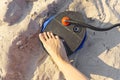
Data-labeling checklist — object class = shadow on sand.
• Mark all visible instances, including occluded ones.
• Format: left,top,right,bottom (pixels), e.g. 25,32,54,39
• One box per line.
70,16,120,80
3,0,73,80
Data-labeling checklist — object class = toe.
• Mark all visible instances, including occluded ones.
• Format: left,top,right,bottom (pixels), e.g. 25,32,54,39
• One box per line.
43,32,49,40
39,33,46,43
55,35,59,39
47,32,52,38
50,32,55,38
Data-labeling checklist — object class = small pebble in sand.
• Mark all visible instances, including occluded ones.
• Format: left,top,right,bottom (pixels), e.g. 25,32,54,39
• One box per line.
34,12,37,15
5,2,7,4
16,40,22,46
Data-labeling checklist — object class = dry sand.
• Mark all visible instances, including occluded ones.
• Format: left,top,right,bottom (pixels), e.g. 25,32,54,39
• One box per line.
0,0,120,80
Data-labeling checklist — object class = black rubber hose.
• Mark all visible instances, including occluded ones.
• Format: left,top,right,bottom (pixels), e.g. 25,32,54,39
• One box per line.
66,20,120,31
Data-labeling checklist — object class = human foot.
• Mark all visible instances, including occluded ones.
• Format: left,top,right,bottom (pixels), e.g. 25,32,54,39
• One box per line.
39,32,69,62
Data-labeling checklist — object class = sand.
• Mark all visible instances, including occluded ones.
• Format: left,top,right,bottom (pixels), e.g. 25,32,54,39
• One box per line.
0,0,120,80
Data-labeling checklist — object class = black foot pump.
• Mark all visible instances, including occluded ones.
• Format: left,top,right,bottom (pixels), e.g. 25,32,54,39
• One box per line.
41,11,120,56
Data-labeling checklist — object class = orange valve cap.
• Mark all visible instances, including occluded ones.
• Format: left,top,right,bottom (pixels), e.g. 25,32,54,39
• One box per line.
61,16,70,26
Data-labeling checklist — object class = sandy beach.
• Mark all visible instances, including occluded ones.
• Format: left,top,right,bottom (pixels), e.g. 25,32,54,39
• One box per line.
0,0,120,80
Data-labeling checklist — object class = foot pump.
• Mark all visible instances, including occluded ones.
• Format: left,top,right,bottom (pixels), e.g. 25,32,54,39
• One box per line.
41,11,120,56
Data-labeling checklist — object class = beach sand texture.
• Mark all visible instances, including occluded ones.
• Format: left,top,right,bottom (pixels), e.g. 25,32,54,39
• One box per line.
0,0,120,80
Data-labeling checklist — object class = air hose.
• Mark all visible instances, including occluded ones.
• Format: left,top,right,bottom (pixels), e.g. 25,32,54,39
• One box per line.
62,16,120,31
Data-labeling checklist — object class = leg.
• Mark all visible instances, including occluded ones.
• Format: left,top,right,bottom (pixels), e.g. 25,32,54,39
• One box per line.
39,32,88,80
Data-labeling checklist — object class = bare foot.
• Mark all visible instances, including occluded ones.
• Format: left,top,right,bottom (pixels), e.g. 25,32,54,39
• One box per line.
39,32,69,62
